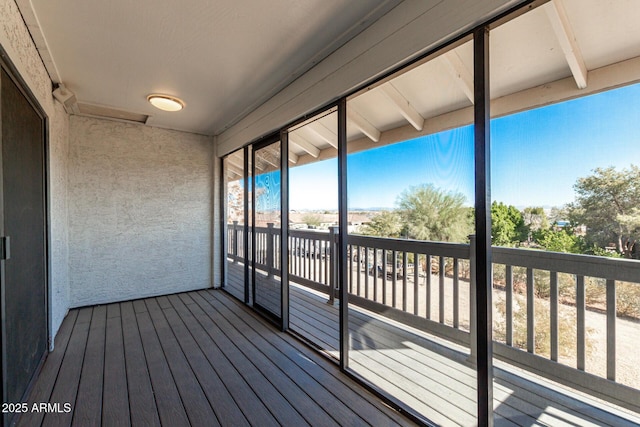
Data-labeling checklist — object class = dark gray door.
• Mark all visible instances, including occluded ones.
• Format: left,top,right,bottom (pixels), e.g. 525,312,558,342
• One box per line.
0,68,48,425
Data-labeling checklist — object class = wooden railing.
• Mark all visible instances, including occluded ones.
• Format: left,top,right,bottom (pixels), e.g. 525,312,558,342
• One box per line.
225,222,640,412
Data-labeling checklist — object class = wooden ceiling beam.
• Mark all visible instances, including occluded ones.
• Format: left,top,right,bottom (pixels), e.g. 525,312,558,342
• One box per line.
545,0,588,89
306,122,338,148
380,82,425,131
347,107,381,142
441,50,474,103
289,134,320,158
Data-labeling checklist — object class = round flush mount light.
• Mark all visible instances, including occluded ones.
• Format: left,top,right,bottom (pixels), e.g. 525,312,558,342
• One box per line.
147,94,185,112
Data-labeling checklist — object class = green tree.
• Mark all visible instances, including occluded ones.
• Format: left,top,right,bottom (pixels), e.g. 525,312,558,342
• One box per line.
523,206,548,233
491,201,528,246
360,210,402,238
536,228,581,253
301,213,322,228
568,165,640,258
396,184,472,242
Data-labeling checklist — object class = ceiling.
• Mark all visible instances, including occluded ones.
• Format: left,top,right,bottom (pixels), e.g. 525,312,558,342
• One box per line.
17,0,401,135
18,0,640,155
222,0,640,178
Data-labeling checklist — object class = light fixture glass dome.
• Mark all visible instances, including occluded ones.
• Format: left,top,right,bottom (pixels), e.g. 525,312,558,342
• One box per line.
147,94,185,112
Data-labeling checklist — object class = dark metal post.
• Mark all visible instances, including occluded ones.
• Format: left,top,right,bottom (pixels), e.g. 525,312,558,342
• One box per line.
280,131,290,332
474,26,493,427
243,146,250,304
338,98,349,370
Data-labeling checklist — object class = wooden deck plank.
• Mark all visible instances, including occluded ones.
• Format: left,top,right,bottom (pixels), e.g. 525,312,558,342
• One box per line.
197,291,348,427
169,293,279,427
101,303,130,427
42,307,93,427
184,292,311,426
18,309,79,427
162,295,250,427
287,283,631,426
23,284,634,427
144,298,220,427
209,290,416,427
120,301,160,427
72,305,107,427
134,307,191,426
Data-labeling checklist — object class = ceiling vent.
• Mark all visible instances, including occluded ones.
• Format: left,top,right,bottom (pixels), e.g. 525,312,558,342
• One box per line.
77,103,149,124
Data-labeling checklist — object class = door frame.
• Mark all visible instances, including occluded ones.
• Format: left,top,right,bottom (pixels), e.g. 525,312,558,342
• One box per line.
0,46,50,422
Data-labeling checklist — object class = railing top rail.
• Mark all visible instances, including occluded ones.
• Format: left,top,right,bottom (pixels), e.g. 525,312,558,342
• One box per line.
348,234,471,259
493,246,640,283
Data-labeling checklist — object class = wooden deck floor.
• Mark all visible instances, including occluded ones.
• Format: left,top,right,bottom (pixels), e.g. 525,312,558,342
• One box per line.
18,290,415,427
225,262,640,426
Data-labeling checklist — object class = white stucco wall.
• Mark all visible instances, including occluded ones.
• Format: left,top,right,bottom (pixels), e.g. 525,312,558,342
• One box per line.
1,0,70,346
68,116,213,307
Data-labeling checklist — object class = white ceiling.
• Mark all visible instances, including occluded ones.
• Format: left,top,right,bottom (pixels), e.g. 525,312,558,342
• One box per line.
19,0,400,135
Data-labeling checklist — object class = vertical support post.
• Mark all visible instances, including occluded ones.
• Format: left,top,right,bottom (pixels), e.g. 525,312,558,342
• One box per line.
328,226,339,304
280,130,290,332
338,98,349,371
474,26,493,427
550,271,559,362
454,259,459,328
244,146,251,304
505,265,513,346
576,275,585,371
606,279,616,381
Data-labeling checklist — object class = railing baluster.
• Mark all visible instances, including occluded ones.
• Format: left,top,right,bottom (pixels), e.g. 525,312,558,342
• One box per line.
392,250,398,308
607,279,616,381
356,245,362,296
506,264,513,346
439,256,445,324
373,248,378,302
426,255,431,319
233,221,239,262
382,250,387,306
413,252,419,316
453,258,459,329
349,244,353,293
365,247,370,300
527,267,534,353
577,275,585,371
402,251,408,312
313,239,318,282
550,271,558,362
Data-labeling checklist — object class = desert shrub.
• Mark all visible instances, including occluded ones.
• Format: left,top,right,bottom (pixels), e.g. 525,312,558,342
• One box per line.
494,294,594,358
617,281,640,318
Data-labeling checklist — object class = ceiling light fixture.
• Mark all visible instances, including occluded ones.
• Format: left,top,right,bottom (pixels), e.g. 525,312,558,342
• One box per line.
147,94,185,112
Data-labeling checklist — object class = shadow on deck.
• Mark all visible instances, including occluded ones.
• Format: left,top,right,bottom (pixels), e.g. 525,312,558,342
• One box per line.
225,262,640,426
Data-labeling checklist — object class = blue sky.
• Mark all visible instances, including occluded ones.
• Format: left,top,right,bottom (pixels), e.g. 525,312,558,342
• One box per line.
288,82,640,211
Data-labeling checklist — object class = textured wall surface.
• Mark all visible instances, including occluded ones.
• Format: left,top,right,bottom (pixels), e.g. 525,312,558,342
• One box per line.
68,116,213,307
49,103,70,337
1,0,70,345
